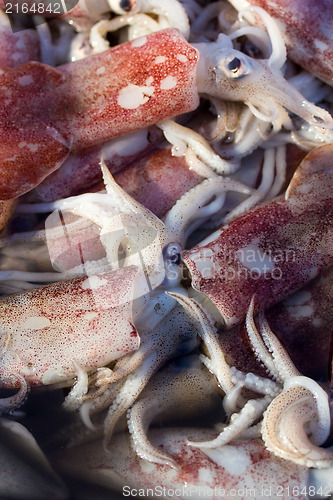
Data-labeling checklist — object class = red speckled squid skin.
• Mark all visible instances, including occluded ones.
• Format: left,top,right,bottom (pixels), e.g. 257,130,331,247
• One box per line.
0,266,140,388
51,428,309,499
114,145,204,218
217,266,333,381
265,265,333,381
33,127,163,202
0,28,199,200
230,0,333,85
0,22,40,68
183,144,333,328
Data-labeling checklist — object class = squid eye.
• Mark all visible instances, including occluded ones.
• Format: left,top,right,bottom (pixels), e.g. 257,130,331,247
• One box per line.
119,0,137,12
110,0,139,14
228,57,241,74
163,242,182,267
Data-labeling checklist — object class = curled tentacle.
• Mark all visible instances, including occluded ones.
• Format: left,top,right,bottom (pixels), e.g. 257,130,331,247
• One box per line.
238,6,287,70
245,296,281,380
90,14,161,53
258,308,300,381
188,396,272,449
157,120,239,174
102,351,160,450
127,353,221,468
127,397,178,467
253,305,333,468
0,374,29,414
139,0,190,39
202,99,240,143
262,385,333,468
191,1,224,32
79,306,198,447
63,360,89,411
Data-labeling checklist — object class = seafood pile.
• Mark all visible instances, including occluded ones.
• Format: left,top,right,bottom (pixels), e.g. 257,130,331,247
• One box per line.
0,0,333,498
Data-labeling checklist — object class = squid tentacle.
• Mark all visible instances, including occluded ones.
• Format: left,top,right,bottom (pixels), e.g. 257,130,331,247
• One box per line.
63,360,89,411
166,292,234,395
158,120,239,174
238,6,286,70
127,397,178,468
188,395,272,449
0,373,30,414
102,351,160,451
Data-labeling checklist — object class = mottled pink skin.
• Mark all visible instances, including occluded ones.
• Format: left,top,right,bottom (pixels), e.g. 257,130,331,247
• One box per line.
114,145,204,218
34,127,163,202
0,199,17,231
57,29,199,149
217,323,269,379
0,25,40,68
51,428,309,498
0,64,71,201
45,213,106,272
183,145,333,328
39,145,203,272
0,29,199,200
0,266,140,388
38,142,204,215
265,266,333,381
238,0,333,85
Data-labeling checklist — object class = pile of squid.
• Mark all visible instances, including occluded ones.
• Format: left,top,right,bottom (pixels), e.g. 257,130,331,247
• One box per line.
1,0,333,498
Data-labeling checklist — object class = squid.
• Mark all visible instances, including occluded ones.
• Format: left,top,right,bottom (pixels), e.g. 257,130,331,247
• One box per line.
169,294,333,469
51,427,314,499
49,353,331,498
33,127,162,202
183,144,333,328
229,0,333,85
0,265,141,412
1,23,332,200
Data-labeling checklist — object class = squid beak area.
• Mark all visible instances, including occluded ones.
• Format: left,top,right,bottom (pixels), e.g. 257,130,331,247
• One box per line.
256,61,333,129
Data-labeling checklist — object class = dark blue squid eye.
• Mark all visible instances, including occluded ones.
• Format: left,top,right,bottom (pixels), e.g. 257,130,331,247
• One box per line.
163,242,182,267
119,0,137,12
228,57,242,73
